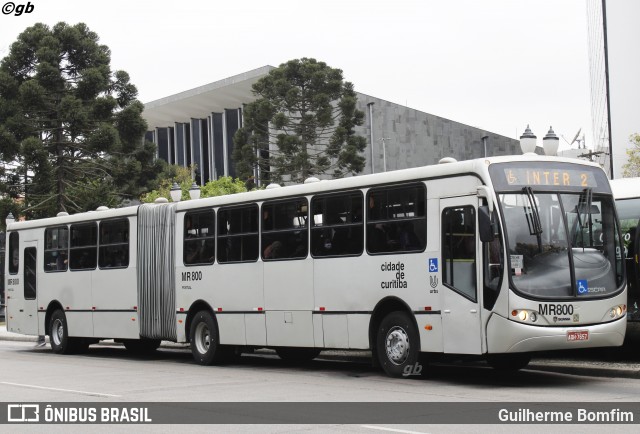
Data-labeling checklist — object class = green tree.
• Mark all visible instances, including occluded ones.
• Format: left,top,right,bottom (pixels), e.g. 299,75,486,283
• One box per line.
623,133,640,178
200,176,247,198
140,166,194,203
0,22,158,218
233,58,367,184
141,167,248,203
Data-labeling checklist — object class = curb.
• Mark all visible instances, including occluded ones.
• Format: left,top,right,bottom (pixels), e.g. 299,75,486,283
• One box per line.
528,360,640,379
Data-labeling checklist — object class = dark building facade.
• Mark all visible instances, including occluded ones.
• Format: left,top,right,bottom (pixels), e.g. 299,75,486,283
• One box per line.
143,66,520,185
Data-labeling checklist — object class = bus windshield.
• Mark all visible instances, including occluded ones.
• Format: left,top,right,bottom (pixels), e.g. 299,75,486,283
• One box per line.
499,191,623,299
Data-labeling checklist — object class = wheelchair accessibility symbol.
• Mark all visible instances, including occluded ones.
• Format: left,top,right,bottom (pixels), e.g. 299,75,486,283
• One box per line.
429,258,438,273
577,280,588,295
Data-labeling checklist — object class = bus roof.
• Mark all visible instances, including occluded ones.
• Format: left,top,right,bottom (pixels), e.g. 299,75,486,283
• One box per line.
610,177,640,200
6,154,604,231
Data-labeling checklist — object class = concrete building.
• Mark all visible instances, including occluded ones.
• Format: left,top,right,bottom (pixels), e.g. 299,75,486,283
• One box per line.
142,66,520,185
586,0,640,178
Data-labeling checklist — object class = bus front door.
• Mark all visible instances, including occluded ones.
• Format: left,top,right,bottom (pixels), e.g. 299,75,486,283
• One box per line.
440,196,483,354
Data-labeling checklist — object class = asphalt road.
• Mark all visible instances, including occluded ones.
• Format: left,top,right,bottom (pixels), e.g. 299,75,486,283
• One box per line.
0,338,639,433
1,321,639,433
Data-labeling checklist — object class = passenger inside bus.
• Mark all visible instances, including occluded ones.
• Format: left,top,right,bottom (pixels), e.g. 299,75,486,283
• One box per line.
263,240,282,259
56,251,67,270
367,195,388,252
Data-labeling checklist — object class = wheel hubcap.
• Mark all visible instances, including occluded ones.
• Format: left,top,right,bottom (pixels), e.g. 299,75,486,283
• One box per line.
195,322,211,355
52,319,63,346
385,326,410,365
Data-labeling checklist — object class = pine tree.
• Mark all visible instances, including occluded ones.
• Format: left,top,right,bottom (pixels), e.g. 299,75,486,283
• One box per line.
233,58,367,184
0,22,161,218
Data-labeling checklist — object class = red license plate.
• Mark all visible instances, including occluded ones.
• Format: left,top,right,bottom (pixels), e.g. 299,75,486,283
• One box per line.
567,330,589,342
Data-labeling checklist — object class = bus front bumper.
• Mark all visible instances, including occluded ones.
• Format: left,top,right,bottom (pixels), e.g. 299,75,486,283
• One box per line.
486,313,626,353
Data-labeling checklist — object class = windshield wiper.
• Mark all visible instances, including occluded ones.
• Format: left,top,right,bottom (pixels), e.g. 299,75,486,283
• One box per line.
523,187,543,253
576,188,593,248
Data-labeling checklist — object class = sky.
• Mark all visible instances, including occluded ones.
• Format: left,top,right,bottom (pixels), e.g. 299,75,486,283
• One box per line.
0,0,594,152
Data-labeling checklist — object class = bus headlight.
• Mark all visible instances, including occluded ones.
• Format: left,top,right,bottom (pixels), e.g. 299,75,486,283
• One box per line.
512,309,538,323
609,305,626,319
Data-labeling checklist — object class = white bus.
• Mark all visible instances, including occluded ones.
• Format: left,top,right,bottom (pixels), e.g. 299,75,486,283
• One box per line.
4,155,627,376
610,178,640,321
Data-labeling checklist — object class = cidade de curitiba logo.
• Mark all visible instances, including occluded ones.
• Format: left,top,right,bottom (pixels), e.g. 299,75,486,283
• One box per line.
2,1,34,15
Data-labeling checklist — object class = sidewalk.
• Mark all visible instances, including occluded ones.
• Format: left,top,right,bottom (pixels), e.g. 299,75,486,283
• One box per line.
2,323,640,379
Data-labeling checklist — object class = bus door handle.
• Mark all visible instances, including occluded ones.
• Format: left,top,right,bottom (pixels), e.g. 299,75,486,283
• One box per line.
444,309,451,314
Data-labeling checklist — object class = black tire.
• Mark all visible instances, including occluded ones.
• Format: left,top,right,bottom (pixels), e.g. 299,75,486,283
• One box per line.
123,338,161,354
275,347,321,362
486,353,531,371
189,310,234,365
376,311,420,378
49,310,80,354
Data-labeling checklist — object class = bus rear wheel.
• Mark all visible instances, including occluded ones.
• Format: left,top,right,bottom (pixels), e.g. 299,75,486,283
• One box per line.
376,311,420,378
275,347,321,362
486,353,531,371
49,310,82,355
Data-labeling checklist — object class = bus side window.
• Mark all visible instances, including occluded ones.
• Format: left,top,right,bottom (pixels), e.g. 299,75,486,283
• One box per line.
8,232,19,275
217,205,259,263
311,191,363,258
184,210,215,266
262,198,308,261
70,223,97,271
366,184,426,254
99,219,130,269
44,227,68,272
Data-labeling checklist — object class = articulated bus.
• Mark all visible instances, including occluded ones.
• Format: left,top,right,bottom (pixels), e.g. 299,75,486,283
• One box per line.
611,178,640,321
4,155,627,377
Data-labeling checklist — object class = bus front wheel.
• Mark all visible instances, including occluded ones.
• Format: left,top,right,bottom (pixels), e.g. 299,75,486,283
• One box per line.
376,311,420,378
190,311,230,365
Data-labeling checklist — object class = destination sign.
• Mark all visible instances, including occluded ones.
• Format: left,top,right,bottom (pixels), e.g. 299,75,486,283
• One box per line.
488,162,609,192
503,168,598,188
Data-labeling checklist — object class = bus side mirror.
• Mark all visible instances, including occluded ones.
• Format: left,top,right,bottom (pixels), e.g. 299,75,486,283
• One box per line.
479,206,495,243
